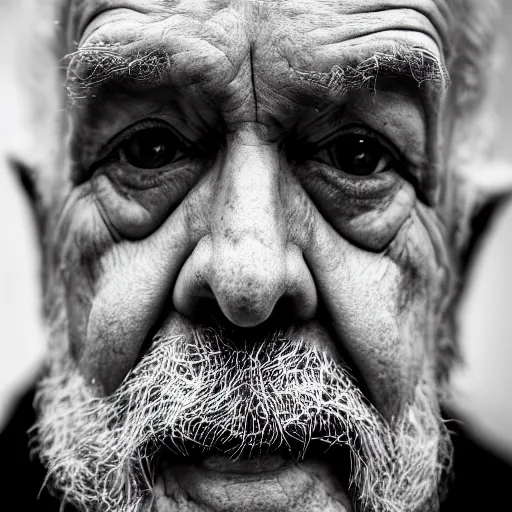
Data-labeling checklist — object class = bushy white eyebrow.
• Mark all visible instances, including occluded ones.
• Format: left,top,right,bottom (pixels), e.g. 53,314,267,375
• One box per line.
64,44,171,104
296,44,450,96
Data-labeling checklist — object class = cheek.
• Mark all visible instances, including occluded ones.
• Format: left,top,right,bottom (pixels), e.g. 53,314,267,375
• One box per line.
305,203,444,418
52,183,198,393
51,188,116,366
388,204,452,377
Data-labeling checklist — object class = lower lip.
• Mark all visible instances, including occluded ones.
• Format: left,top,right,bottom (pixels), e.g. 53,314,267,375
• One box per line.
156,455,353,512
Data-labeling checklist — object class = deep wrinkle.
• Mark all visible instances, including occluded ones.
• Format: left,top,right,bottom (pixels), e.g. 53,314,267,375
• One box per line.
249,43,258,124
339,2,452,53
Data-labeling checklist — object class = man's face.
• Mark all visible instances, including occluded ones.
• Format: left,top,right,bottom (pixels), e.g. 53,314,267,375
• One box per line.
35,1,463,511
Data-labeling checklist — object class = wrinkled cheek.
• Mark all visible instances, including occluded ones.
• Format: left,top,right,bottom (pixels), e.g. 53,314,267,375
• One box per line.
305,207,442,420
52,187,196,394
390,207,450,376
384,210,448,407
84,213,194,394
49,190,116,366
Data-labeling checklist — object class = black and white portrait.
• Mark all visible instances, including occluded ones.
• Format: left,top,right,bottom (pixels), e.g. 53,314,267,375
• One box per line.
1,1,512,511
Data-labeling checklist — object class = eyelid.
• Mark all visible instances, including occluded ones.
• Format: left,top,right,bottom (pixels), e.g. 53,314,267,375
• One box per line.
316,124,403,164
93,119,188,169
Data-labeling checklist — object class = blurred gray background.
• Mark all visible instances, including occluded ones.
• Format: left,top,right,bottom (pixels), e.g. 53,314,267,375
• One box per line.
0,1,511,462
450,1,512,462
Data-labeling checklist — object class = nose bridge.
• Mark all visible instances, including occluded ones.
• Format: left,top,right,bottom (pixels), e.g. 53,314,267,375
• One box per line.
209,130,287,326
173,126,318,328
214,131,282,248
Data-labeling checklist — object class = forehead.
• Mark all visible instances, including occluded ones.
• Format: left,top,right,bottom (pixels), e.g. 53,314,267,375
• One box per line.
66,0,453,60
63,0,453,130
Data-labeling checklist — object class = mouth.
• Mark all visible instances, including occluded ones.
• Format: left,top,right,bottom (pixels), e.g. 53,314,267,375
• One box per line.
153,440,354,512
127,308,366,512
151,440,354,512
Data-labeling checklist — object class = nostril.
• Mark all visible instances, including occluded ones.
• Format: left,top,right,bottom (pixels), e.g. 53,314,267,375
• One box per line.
194,298,298,346
194,297,221,326
173,236,317,330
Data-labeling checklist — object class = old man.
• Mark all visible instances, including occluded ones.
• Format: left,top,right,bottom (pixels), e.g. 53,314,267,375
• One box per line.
2,0,512,511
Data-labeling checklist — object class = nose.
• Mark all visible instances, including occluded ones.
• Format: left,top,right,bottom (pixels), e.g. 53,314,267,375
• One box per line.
173,128,317,328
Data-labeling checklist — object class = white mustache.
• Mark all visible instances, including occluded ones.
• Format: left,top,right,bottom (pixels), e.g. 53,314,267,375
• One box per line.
117,329,380,459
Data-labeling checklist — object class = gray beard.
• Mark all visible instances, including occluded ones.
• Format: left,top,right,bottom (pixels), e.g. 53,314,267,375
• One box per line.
32,327,453,512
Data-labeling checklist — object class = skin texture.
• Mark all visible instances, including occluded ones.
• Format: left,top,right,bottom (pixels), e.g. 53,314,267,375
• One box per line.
60,0,449,405
33,0,497,511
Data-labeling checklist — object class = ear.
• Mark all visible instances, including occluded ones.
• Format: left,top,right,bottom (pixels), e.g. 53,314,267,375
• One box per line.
434,162,512,387
455,162,512,283
8,157,46,251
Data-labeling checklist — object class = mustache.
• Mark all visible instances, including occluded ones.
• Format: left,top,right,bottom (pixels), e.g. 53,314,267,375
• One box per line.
33,327,452,512
121,328,377,459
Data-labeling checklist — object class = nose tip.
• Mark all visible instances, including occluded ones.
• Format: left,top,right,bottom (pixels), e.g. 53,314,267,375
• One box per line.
210,248,286,328
216,289,278,328
173,238,317,330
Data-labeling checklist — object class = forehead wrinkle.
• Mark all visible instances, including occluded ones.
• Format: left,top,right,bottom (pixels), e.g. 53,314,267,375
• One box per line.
66,0,454,51
274,0,452,56
63,1,450,128
361,0,454,56
66,0,174,47
300,11,445,64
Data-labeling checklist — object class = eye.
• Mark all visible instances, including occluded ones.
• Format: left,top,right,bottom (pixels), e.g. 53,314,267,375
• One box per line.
118,127,183,169
315,132,398,177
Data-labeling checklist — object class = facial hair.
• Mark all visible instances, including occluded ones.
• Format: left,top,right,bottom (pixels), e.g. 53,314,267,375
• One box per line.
32,327,453,512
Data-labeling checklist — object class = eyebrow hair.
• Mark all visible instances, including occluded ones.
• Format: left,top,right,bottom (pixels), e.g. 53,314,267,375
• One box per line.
64,44,172,104
64,42,450,105
296,44,450,95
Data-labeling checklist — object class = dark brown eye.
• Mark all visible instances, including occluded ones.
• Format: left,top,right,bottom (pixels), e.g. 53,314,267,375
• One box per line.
321,134,395,176
120,128,182,169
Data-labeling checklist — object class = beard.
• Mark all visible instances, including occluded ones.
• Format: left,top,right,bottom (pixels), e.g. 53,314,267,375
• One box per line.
32,326,453,512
